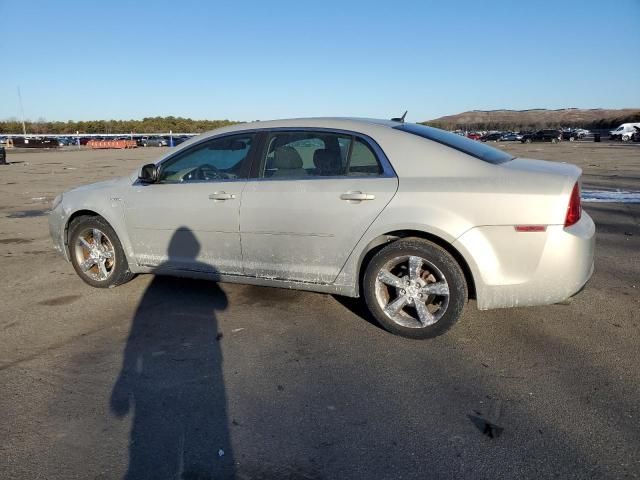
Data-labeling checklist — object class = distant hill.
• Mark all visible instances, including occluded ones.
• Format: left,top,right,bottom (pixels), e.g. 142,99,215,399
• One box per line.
423,108,640,131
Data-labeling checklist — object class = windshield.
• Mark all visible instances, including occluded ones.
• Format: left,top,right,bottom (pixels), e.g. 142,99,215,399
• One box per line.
394,123,514,165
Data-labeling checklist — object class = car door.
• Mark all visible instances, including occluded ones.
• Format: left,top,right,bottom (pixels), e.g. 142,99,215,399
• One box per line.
123,132,257,274
240,129,398,284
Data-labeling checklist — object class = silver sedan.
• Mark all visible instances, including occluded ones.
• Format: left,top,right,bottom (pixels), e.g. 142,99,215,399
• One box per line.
49,118,595,338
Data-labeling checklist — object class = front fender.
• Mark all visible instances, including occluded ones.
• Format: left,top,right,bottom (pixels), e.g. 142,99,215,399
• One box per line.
57,194,137,270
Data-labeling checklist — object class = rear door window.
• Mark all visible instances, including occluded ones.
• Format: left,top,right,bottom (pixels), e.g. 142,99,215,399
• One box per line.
347,138,382,176
260,131,383,178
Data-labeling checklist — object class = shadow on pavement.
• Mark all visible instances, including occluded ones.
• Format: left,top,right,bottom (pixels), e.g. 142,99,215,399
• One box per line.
110,228,234,479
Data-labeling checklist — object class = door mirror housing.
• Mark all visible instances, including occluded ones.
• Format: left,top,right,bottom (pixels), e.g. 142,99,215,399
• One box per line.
139,163,158,183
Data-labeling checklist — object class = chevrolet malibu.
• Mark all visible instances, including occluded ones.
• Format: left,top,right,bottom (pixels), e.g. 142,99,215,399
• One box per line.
49,118,595,338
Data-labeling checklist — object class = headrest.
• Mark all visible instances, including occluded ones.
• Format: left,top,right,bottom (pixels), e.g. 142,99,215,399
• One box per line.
313,149,342,174
273,146,303,169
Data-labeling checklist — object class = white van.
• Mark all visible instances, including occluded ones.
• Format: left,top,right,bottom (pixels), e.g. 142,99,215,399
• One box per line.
610,122,640,141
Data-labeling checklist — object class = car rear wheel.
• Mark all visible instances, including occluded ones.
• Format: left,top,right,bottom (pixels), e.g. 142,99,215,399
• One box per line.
363,238,467,339
69,216,134,288
525,138,532,144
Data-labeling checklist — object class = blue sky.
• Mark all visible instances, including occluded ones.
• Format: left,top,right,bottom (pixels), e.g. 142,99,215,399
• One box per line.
1,0,638,122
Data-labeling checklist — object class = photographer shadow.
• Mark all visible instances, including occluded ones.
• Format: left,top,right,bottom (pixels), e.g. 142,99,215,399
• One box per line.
110,228,234,479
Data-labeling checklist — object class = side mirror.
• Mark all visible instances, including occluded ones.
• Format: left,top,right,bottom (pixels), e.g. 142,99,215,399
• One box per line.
139,163,158,183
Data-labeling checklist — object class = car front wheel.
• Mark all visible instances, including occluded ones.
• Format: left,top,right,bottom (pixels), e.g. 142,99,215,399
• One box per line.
363,238,467,339
68,216,134,288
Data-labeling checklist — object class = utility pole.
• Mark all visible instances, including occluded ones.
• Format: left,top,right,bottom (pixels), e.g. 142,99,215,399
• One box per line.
17,86,27,136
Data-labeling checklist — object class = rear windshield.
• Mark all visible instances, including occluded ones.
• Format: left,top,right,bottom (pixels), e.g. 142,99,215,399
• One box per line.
394,124,514,165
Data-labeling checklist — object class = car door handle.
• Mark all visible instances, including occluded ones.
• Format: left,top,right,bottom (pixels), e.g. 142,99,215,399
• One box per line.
208,192,236,201
340,191,375,201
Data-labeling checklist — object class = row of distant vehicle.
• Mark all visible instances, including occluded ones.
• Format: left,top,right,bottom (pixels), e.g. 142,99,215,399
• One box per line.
458,128,591,144
72,135,192,147
457,122,640,144
0,134,194,148
3,123,639,149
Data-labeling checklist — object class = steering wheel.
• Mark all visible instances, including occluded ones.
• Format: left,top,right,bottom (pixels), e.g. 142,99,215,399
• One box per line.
191,164,221,181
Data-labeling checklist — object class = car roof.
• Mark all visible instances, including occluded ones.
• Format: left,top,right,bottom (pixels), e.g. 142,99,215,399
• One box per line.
196,117,404,139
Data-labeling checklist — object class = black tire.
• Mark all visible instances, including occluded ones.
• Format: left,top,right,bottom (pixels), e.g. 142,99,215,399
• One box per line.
68,215,134,288
362,238,467,339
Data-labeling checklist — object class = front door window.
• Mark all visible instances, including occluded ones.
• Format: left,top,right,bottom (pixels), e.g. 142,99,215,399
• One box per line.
159,134,256,183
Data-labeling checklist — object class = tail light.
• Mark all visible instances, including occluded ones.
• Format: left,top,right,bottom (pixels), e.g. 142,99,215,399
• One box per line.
564,182,582,227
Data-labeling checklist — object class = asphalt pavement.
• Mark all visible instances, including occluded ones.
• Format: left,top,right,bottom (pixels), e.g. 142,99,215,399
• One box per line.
0,143,638,479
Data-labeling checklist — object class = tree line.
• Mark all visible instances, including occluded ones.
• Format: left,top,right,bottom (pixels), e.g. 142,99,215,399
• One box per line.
421,112,640,132
0,116,238,135
3,112,639,135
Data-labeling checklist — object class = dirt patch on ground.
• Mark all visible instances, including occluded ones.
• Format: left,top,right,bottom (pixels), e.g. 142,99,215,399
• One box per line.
37,295,82,306
0,238,32,244
6,209,49,218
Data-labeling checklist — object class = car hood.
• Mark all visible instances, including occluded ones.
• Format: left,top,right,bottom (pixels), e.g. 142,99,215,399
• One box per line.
66,176,131,195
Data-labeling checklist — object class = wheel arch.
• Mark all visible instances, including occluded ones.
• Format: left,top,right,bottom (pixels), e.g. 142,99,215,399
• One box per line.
65,209,104,245
63,209,133,265
356,229,476,300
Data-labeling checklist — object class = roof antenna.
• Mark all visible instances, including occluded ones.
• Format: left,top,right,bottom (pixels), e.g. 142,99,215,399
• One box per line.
391,110,407,123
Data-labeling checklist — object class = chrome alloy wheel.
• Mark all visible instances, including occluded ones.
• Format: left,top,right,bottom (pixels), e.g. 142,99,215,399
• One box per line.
73,228,116,282
374,255,450,328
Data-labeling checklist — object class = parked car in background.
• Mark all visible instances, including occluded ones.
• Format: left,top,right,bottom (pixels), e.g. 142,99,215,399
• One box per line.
48,118,594,339
632,126,640,142
12,137,60,148
561,130,579,142
498,133,522,142
521,129,562,143
163,135,188,146
480,132,502,142
466,132,482,140
609,122,640,141
143,136,168,147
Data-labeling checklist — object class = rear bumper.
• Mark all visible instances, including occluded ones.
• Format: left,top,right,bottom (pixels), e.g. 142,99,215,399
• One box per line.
454,212,595,310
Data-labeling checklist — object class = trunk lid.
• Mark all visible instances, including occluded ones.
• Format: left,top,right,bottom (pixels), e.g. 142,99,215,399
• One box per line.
496,157,582,226
501,157,582,180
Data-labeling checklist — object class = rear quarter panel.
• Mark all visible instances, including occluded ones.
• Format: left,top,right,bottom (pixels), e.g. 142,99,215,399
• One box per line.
334,129,584,302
